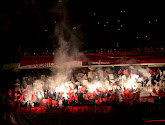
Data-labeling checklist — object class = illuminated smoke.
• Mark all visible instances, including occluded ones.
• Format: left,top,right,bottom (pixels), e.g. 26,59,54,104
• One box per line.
19,22,162,104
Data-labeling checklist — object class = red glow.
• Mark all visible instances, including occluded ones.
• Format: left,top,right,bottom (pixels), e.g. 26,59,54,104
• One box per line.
144,120,165,122
15,106,111,113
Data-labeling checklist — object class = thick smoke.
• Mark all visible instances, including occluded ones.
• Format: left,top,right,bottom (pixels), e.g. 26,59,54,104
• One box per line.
48,22,85,89
18,23,163,105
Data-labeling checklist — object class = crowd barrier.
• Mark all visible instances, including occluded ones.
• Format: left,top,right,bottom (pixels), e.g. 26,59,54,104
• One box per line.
14,106,112,113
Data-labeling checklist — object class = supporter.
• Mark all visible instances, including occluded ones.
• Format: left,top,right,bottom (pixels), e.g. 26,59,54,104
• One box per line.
2,66,165,115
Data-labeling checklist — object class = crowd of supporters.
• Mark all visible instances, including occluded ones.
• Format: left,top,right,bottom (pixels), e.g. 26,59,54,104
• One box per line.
1,66,165,112
19,46,165,56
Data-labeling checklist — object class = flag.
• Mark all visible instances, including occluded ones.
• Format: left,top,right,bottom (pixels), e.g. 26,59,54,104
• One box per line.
149,69,153,75
31,94,35,101
89,94,94,100
95,98,102,105
71,76,75,83
52,100,58,106
121,94,125,99
79,86,85,93
104,89,108,94
118,69,122,74
81,68,86,73
82,74,87,80
129,92,133,99
129,99,134,106
74,94,78,102
67,91,74,97
104,71,108,78
109,95,115,99
124,89,129,95
20,94,23,101
130,70,135,77
83,94,88,100
125,94,129,99
156,68,159,74
123,69,128,75
115,82,120,86
99,98,102,103
109,89,113,93
130,70,135,74
92,91,97,97
158,90,165,97
59,92,64,97
103,96,108,102
70,95,74,101
114,94,118,100
69,87,73,91
153,88,157,95
14,87,17,93
96,88,102,93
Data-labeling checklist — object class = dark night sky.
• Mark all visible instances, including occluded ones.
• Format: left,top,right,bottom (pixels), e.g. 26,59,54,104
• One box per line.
1,0,165,57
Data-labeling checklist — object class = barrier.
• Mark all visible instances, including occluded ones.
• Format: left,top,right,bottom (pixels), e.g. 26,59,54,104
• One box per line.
15,106,111,113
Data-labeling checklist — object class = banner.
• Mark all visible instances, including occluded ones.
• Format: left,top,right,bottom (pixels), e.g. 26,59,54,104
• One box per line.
18,63,56,69
19,61,83,69
82,62,112,66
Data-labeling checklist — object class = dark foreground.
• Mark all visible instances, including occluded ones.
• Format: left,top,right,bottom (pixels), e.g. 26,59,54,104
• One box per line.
1,103,165,125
